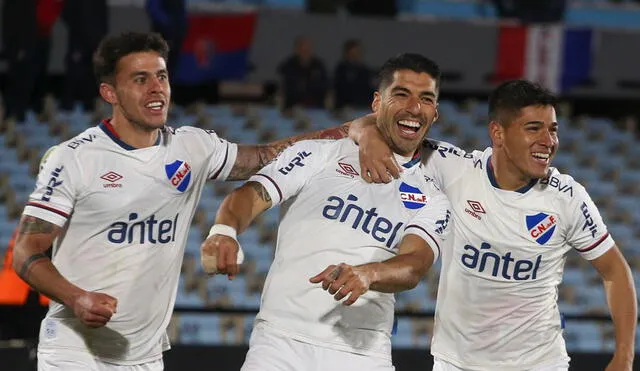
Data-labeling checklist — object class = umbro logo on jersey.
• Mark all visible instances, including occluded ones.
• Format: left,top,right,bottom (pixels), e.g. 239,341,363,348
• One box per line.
465,200,485,220
399,182,427,209
100,171,123,188
165,160,191,192
336,162,359,178
526,212,557,245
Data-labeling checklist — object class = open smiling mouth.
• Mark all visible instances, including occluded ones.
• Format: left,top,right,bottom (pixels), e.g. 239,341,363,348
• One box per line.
397,119,421,136
532,152,551,165
145,100,165,112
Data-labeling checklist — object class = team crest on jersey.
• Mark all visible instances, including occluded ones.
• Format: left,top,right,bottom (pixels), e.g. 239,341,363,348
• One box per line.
399,182,428,209
165,160,191,192
526,212,558,245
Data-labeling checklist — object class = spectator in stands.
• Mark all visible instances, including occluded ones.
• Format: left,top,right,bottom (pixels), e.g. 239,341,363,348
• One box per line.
145,0,188,75
60,0,108,111
352,79,637,371
277,36,329,112
2,0,64,123
203,53,449,370
333,39,374,111
12,31,358,370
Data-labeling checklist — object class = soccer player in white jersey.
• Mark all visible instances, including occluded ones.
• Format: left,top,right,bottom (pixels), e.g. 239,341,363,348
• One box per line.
11,31,357,371
201,53,452,370
352,79,637,371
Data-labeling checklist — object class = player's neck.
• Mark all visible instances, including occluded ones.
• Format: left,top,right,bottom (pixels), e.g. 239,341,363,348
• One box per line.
490,153,532,191
108,116,160,149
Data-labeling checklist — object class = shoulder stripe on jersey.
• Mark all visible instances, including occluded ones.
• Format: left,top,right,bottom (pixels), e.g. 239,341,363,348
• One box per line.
210,142,229,180
405,224,440,257
26,202,70,219
254,173,282,203
575,232,610,253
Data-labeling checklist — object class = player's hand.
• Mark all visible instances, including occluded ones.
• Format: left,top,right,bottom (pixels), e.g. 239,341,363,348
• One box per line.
353,115,401,183
309,263,372,306
604,355,633,371
70,291,118,328
200,234,241,280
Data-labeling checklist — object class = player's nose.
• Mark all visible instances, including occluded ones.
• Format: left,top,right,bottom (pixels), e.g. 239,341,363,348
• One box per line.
147,76,164,93
405,96,421,115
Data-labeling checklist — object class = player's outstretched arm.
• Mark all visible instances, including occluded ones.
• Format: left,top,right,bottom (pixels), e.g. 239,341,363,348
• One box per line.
309,234,434,306
349,114,401,183
13,216,118,328
200,181,273,278
590,246,637,371
226,123,350,181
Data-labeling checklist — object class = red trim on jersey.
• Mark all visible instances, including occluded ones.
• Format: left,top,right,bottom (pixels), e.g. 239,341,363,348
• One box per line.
405,224,440,257
211,142,229,180
254,174,282,203
26,202,70,219
101,119,119,138
575,233,610,253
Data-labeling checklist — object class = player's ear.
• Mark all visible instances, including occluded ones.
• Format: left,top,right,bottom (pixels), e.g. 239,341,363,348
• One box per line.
99,82,118,105
433,105,439,123
371,91,381,113
489,120,504,147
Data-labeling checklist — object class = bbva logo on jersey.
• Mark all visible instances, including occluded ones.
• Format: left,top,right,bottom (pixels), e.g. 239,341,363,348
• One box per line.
165,160,191,192
526,212,558,245
399,182,427,209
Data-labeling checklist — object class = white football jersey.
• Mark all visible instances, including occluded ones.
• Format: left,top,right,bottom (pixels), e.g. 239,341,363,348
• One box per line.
23,121,237,364
422,140,614,370
249,138,452,360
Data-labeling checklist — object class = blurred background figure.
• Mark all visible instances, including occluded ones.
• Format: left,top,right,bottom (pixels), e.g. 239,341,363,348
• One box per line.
277,36,328,113
1,0,63,122
333,39,373,111
59,0,108,112
145,0,188,76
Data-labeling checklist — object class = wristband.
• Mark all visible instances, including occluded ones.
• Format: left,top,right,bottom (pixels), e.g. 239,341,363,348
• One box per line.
208,224,238,240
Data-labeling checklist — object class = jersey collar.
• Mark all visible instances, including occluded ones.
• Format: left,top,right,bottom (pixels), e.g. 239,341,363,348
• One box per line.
398,149,421,169
99,119,161,150
486,155,537,194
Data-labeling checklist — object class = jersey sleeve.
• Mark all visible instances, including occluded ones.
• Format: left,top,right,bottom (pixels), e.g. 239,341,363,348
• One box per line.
565,182,614,260
22,146,82,227
248,140,328,207
421,139,478,191
187,128,238,181
402,182,452,262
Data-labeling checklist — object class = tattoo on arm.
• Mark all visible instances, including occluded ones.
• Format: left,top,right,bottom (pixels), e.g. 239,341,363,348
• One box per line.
253,125,350,173
248,181,272,203
18,253,48,279
227,124,350,181
19,216,55,235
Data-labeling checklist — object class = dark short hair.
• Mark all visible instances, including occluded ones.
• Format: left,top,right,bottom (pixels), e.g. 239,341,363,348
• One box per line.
343,39,360,55
378,53,441,92
488,79,557,123
93,32,169,84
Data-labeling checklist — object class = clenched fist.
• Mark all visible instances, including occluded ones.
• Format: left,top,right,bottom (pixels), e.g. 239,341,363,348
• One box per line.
70,291,118,328
200,234,244,279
